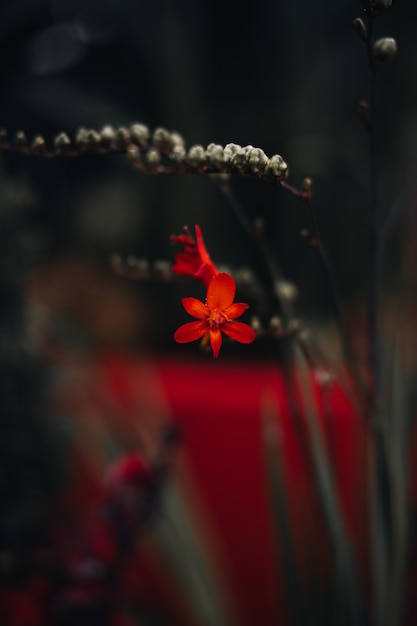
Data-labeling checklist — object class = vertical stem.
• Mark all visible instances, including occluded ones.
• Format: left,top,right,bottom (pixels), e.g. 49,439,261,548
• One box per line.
304,191,370,408
305,195,351,364
362,11,396,626
365,14,380,411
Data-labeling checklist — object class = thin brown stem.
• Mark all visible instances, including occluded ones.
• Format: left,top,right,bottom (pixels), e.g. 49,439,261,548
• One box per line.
302,185,370,409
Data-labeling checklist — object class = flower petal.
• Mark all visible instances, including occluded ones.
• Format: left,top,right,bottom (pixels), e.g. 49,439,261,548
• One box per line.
181,297,207,319
171,252,196,274
195,225,212,266
174,321,207,343
222,321,256,344
206,273,236,310
224,302,249,320
209,328,222,358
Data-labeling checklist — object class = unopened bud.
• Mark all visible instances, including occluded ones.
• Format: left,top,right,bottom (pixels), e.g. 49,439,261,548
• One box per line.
269,316,282,333
234,267,256,288
31,134,46,154
170,144,186,164
53,132,71,153
0,128,8,147
134,258,150,273
187,145,206,168
169,131,185,150
223,143,242,163
373,37,397,64
115,126,130,149
263,154,288,181
75,127,88,148
85,129,101,151
99,125,116,146
353,17,367,40
145,147,161,168
302,177,313,194
152,126,171,152
126,144,141,168
153,259,171,277
230,148,247,171
206,143,225,169
251,316,262,333
274,280,299,303
130,123,150,146
247,147,268,174
15,130,27,149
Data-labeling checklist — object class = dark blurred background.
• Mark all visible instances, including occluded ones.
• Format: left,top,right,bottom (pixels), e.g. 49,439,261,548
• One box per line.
0,0,414,353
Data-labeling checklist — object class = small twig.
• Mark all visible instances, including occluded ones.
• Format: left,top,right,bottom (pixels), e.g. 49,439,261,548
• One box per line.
283,177,370,408
210,177,296,322
305,185,369,401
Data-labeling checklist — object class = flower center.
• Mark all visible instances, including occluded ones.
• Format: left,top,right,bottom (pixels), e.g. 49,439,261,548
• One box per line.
208,308,227,327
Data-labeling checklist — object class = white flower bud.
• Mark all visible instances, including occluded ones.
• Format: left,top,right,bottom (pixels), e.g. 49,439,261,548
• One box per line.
115,126,130,148
85,129,101,151
99,125,116,146
230,148,247,171
31,134,46,154
206,144,225,169
247,147,268,174
170,145,187,164
75,127,88,148
152,126,171,152
263,154,288,181
130,123,150,146
274,280,298,303
186,145,206,168
169,132,185,150
145,147,161,166
373,37,397,64
53,132,71,153
223,143,242,163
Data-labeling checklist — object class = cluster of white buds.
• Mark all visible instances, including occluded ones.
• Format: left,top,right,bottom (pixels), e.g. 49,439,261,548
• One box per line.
182,141,288,182
110,254,174,281
0,122,289,184
355,2,397,64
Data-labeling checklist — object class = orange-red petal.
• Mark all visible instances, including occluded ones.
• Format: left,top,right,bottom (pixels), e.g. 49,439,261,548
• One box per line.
222,321,256,344
224,302,249,320
195,225,212,266
174,321,207,343
181,297,207,319
206,273,236,310
209,328,222,358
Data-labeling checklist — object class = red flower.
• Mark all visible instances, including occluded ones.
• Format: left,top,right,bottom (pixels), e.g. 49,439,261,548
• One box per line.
170,225,218,287
174,272,256,358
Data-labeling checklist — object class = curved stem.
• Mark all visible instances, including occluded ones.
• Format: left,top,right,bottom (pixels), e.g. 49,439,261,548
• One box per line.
304,190,370,408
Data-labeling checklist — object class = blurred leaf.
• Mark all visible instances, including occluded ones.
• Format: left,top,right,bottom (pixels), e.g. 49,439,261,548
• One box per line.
295,348,366,626
260,391,309,626
378,338,409,626
154,480,232,626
